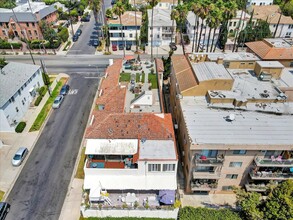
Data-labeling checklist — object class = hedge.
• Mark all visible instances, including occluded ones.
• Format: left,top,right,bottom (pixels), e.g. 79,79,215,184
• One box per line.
179,207,241,220
38,86,47,97
15,122,26,133
34,96,43,106
0,41,22,49
28,40,61,49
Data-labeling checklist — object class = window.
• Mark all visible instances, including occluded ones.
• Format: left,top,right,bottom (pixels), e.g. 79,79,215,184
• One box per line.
157,35,159,38
18,90,21,95
26,22,29,27
105,155,121,160
129,33,133,38
11,96,15,102
22,100,25,105
32,22,35,27
226,174,238,179
233,22,236,26
28,30,32,36
16,107,19,112
148,164,161,172
163,164,175,171
201,150,218,158
222,186,233,191
290,62,293,67
289,25,293,29
233,150,246,155
229,162,242,167
229,22,232,26
2,30,6,36
285,32,291,37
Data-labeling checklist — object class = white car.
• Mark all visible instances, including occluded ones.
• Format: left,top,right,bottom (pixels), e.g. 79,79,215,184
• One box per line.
12,147,28,166
52,95,64,109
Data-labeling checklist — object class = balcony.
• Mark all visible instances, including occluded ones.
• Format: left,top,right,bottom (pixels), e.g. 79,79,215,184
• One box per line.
195,158,224,166
254,157,293,167
191,182,218,191
245,183,268,192
193,171,221,179
86,159,137,169
249,171,293,180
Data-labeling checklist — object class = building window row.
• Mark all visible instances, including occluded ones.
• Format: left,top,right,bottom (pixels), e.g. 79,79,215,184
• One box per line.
148,163,175,172
229,162,242,167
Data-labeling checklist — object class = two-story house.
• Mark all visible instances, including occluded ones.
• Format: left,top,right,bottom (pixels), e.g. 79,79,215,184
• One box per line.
0,62,43,132
108,11,142,48
251,5,293,38
0,2,57,40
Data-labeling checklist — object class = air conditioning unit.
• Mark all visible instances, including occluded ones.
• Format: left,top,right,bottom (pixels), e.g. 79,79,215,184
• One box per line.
259,72,272,81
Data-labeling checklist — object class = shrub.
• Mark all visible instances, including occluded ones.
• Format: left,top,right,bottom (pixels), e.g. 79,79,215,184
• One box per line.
57,27,69,43
34,96,43,106
15,122,26,133
104,51,111,55
0,40,22,49
38,86,47,97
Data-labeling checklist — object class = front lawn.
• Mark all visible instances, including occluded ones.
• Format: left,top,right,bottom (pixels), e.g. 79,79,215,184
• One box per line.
29,78,66,132
148,74,158,89
0,190,4,201
119,72,131,82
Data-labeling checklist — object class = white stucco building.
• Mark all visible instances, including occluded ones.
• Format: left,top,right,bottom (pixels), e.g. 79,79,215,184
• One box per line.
147,9,176,46
108,11,142,47
0,62,43,132
247,0,273,6
154,0,177,10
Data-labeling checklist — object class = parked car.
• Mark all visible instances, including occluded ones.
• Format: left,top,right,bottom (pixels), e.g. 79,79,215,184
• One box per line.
12,147,28,166
72,35,78,42
126,44,131,50
76,29,82,36
111,0,116,5
124,64,132,69
60,85,70,96
81,15,91,22
112,44,117,51
52,95,64,109
118,44,124,50
0,202,10,220
92,40,100,47
169,42,177,51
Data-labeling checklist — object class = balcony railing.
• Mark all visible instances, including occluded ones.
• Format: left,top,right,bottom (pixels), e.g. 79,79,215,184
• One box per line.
191,183,218,191
86,159,137,169
254,157,293,167
245,183,268,192
193,171,221,179
195,158,224,166
249,171,293,180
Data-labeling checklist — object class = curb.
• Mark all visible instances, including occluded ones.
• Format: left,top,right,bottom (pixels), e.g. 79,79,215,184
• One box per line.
3,74,68,202
58,70,105,220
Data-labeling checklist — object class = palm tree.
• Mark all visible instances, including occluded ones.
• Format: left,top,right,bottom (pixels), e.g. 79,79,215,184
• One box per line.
113,0,126,58
190,1,201,53
210,9,222,52
89,0,101,23
196,0,210,52
205,5,218,52
147,0,159,62
170,0,176,44
134,0,139,53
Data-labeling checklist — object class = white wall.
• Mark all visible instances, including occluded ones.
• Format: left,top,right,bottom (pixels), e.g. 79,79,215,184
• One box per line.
0,110,13,132
148,26,175,46
270,24,293,38
81,207,179,219
155,2,177,10
0,68,43,132
247,0,273,6
130,91,153,108
84,160,178,190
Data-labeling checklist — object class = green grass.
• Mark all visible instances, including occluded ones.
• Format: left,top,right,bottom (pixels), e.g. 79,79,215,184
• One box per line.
119,73,131,82
141,72,145,83
75,147,86,179
29,78,66,132
148,74,158,89
80,217,174,220
136,73,140,82
0,190,4,201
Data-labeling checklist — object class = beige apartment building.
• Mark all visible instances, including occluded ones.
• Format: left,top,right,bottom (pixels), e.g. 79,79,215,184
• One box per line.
169,54,293,194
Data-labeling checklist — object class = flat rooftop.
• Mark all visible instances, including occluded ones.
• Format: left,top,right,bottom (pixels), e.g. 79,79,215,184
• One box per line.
181,96,293,145
189,52,260,61
139,140,176,160
265,38,293,48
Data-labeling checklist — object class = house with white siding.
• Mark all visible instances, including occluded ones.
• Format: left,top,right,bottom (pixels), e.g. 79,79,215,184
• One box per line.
0,62,43,132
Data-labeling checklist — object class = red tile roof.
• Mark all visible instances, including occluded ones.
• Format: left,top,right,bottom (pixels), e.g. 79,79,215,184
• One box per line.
246,40,293,60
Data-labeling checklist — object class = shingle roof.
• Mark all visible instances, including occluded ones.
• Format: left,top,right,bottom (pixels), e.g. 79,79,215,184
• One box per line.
108,11,142,26
171,55,198,93
39,5,57,20
246,40,293,60
0,62,41,107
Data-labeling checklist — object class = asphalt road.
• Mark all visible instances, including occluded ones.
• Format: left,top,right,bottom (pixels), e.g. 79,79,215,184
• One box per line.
5,74,100,220
67,12,98,55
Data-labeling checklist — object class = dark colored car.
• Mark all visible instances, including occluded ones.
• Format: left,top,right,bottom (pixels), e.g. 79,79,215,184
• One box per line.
76,29,82,36
0,202,10,220
111,0,116,5
169,42,177,51
126,44,131,50
60,85,70,96
112,44,117,51
72,35,78,42
81,15,91,22
119,44,124,50
92,40,100,47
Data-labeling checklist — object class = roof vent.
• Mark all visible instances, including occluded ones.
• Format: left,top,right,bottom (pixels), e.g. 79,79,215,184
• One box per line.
225,114,235,122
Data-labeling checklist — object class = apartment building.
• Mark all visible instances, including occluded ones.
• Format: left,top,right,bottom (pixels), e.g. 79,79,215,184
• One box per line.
247,0,273,6
251,5,293,38
108,11,142,47
186,10,257,51
0,62,43,132
169,54,293,194
0,2,57,40
81,59,178,218
155,0,177,10
147,9,175,46
246,38,293,67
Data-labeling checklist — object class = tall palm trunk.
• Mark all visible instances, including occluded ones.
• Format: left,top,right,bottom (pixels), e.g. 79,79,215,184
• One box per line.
171,0,175,44
210,27,217,52
197,18,204,52
206,25,212,52
119,15,125,58
191,15,198,52
202,22,208,51
134,0,138,52
233,10,244,52
151,7,154,61
180,22,185,55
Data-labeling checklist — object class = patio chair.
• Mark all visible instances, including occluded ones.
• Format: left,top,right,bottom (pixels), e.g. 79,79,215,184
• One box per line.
271,155,276,161
276,155,282,162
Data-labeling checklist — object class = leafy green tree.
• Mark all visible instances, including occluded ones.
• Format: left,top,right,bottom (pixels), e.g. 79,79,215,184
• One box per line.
112,0,126,58
42,72,50,86
106,8,113,18
0,0,15,8
40,21,58,45
139,6,148,51
0,57,7,68
282,0,293,18
147,0,159,61
57,27,69,43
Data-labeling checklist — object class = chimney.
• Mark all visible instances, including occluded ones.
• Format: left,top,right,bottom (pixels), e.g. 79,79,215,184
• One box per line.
216,57,224,64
